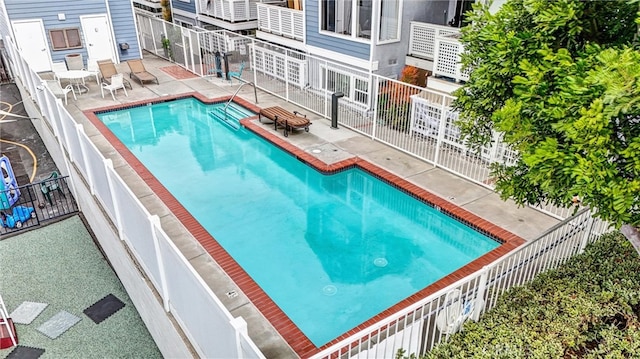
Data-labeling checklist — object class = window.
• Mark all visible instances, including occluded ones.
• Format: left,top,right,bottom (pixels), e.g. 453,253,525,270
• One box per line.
321,0,372,40
49,28,82,50
379,0,400,42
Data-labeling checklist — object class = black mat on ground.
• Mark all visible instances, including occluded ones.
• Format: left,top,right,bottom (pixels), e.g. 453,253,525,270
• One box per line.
5,345,45,359
83,294,125,324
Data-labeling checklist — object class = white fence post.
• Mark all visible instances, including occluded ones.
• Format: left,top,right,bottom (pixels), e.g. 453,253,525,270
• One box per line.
231,317,248,359
472,266,489,321
577,214,595,253
150,215,171,311
75,124,96,195
104,159,125,240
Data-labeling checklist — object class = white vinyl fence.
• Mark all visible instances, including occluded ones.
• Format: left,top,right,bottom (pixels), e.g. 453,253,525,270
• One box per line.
4,36,264,359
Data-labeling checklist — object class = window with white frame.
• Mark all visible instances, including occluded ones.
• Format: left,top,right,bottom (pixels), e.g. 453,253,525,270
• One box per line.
320,0,372,40
321,67,369,106
379,0,401,42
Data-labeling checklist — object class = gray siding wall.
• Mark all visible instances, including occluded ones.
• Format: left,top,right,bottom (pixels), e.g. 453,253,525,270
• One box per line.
108,0,141,61
374,1,450,77
0,2,12,46
172,0,197,15
5,0,139,63
305,0,370,63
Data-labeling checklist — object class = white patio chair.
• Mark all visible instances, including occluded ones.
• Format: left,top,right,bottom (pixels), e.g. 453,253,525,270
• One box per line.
44,79,76,105
51,61,68,81
86,58,101,83
101,73,128,100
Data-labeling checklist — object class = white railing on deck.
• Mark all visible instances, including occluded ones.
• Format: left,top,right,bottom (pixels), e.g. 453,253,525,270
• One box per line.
4,36,265,359
408,22,468,82
198,0,259,22
257,3,304,41
433,34,468,82
408,22,460,60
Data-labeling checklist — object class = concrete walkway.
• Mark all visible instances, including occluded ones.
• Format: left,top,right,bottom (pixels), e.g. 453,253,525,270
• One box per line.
48,53,559,357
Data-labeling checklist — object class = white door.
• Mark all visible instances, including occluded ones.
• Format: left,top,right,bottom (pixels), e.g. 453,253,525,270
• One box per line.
11,20,53,72
80,14,117,62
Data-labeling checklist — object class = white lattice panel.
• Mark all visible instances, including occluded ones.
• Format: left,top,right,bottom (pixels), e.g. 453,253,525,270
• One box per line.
251,45,306,88
434,40,461,79
249,0,259,18
409,24,436,58
281,12,293,37
292,13,303,40
443,109,462,144
223,1,231,19
275,56,285,79
269,10,281,33
287,60,306,88
411,97,442,139
409,23,460,60
214,1,223,18
232,0,247,21
257,5,269,29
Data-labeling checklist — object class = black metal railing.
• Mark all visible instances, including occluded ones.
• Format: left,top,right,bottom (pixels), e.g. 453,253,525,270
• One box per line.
1,175,78,235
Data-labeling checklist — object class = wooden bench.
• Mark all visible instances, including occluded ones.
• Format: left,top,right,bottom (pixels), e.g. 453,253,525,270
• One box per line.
259,106,311,137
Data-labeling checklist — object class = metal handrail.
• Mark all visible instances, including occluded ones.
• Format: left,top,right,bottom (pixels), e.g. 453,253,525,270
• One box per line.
224,80,258,118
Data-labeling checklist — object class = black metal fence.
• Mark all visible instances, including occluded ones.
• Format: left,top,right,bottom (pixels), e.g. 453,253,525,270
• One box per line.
1,175,78,236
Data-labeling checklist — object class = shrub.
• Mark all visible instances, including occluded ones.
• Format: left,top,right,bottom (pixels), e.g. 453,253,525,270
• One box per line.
398,232,640,358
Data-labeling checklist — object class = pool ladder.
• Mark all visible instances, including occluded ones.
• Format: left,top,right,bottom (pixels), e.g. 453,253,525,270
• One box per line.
210,81,258,131
224,80,258,116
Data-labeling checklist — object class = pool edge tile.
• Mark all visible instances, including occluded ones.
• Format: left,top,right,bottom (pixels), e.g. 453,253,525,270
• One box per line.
85,94,527,359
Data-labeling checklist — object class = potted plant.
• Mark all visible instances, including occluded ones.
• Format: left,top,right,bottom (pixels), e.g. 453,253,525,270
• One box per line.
161,35,172,61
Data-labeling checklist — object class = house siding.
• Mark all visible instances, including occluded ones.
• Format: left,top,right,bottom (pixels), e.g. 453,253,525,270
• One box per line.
374,0,451,77
108,0,141,61
5,0,139,63
172,0,197,16
0,2,12,46
6,0,107,63
305,0,370,63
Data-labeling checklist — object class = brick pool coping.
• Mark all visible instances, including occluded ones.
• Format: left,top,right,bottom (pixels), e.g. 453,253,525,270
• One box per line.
84,93,526,358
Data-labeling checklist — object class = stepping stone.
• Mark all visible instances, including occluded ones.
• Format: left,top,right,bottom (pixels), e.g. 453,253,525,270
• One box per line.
5,345,45,359
10,302,48,325
36,311,81,339
83,294,125,324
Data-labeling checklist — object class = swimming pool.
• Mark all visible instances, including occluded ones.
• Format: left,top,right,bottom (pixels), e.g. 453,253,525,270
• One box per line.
95,97,501,347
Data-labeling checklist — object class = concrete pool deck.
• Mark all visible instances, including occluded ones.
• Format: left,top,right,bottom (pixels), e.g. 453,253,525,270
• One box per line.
37,54,559,357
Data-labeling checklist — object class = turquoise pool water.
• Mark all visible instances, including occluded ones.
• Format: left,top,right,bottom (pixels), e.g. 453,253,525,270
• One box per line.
97,98,500,346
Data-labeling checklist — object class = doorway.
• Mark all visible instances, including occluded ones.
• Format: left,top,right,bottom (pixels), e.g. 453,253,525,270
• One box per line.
11,19,53,72
80,14,117,63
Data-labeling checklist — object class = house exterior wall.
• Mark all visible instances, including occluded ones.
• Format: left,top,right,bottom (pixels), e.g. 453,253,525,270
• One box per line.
374,0,451,77
172,0,197,14
0,1,12,45
171,0,197,25
305,0,371,64
109,0,143,61
4,0,140,63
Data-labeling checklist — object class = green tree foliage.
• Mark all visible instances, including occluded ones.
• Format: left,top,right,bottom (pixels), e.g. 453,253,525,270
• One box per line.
453,0,640,246
161,0,172,22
